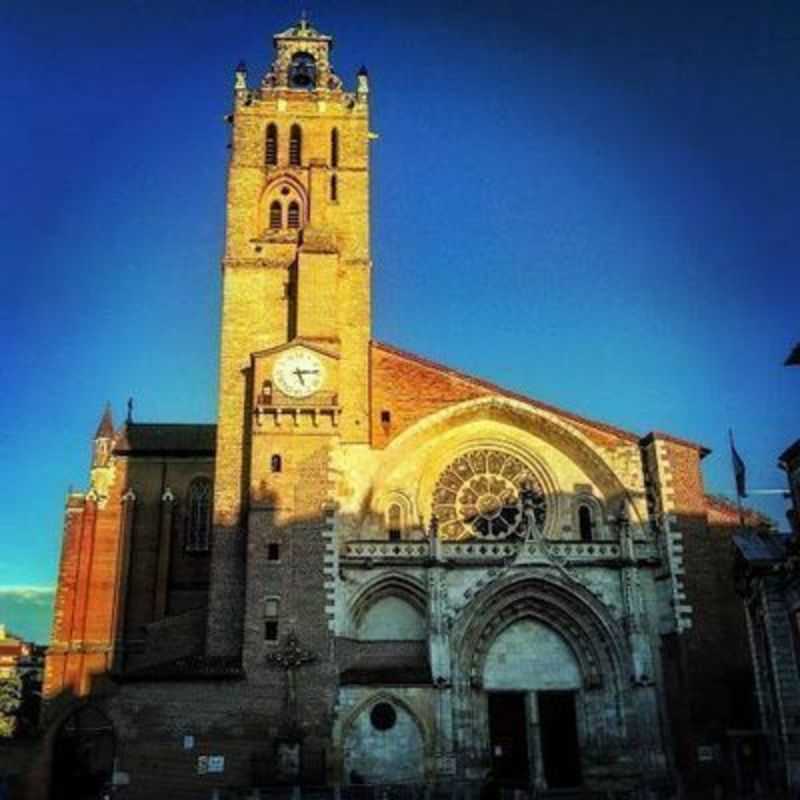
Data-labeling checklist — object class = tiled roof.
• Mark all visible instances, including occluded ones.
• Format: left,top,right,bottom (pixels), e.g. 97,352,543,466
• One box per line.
732,531,789,564
114,654,242,682
95,404,114,438
114,423,216,456
705,495,773,527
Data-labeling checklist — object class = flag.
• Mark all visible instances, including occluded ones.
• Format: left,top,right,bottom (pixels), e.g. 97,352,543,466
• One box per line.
729,430,747,499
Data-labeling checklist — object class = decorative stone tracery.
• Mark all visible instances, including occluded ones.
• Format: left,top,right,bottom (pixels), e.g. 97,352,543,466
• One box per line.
452,573,629,704
431,449,547,541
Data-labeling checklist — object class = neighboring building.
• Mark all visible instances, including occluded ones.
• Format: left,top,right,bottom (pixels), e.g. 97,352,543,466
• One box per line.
0,625,26,680
0,626,43,683
37,17,768,799
733,531,800,795
780,439,800,537
732,343,800,795
0,626,44,740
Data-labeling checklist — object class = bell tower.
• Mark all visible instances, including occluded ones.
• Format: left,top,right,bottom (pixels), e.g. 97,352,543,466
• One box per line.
208,17,372,662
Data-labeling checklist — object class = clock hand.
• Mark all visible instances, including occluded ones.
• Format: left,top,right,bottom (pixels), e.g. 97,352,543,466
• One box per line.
293,368,306,385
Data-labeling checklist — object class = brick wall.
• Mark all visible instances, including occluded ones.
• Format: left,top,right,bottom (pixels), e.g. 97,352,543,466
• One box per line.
209,52,372,656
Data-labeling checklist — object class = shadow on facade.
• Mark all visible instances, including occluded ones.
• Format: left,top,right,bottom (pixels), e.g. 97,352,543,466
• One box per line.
32,470,777,800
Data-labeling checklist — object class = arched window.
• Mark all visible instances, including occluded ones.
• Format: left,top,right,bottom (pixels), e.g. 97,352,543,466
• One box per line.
387,503,403,541
265,124,278,165
289,124,302,166
330,174,338,202
578,505,593,542
331,128,339,167
269,201,282,229
271,454,282,473
287,201,300,229
186,478,212,552
264,596,280,642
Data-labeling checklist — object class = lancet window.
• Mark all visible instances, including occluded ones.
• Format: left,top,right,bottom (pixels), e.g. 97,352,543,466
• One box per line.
287,201,301,228
387,503,403,541
331,128,339,167
269,201,282,229
289,125,302,166
578,504,594,542
266,124,278,165
185,478,212,552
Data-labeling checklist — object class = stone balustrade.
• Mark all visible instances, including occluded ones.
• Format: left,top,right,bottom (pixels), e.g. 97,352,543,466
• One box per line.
342,538,658,564
343,540,431,559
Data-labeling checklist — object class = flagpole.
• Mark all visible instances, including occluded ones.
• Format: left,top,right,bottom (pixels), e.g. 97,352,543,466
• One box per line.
729,428,746,530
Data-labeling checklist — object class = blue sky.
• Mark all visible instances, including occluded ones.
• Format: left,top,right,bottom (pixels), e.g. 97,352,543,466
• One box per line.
1,1,799,642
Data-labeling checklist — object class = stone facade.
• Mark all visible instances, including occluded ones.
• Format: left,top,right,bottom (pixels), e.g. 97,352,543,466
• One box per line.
37,17,765,799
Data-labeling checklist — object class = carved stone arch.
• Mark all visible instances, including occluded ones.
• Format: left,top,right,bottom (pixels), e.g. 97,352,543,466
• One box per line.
338,688,434,752
349,571,428,630
334,688,434,783
257,173,309,233
573,492,606,541
377,490,415,538
370,396,645,532
453,572,628,696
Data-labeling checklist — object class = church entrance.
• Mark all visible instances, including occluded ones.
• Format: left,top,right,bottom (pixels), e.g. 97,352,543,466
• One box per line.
488,691,529,785
481,618,587,789
538,690,582,789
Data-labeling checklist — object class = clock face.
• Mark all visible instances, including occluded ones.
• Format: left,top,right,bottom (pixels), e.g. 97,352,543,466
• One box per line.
272,350,325,398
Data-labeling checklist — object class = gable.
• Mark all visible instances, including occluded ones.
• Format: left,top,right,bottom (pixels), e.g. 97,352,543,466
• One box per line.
370,341,641,452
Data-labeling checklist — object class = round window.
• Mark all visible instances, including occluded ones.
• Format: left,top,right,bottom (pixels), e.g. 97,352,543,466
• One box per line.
370,702,397,731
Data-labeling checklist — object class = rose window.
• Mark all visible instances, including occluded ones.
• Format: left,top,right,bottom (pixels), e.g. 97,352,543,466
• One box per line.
431,449,546,540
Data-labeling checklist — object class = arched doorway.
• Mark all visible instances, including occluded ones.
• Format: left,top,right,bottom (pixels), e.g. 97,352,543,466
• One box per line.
453,574,631,792
343,698,425,784
51,705,114,800
484,619,583,789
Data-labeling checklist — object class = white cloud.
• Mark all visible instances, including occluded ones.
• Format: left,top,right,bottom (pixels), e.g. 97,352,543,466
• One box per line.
0,586,55,605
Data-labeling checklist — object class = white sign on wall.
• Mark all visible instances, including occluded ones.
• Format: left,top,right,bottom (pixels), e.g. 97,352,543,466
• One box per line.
208,755,225,774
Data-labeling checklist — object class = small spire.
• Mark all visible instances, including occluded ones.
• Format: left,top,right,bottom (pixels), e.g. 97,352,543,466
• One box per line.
95,403,114,439
356,65,369,101
234,60,248,92
126,397,134,425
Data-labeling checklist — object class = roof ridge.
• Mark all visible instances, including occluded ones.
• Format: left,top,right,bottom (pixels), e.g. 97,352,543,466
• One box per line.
123,422,216,428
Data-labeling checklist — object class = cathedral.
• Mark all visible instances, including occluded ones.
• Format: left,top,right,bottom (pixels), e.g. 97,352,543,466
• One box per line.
39,17,756,799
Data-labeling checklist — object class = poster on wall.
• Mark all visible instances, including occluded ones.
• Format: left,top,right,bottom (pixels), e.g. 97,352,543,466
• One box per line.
276,740,301,781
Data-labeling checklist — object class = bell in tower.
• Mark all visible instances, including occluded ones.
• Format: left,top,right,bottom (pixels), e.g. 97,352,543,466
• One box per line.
288,52,316,89
264,13,341,91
